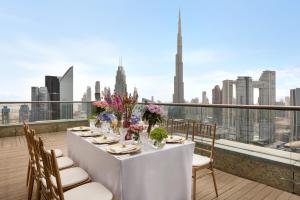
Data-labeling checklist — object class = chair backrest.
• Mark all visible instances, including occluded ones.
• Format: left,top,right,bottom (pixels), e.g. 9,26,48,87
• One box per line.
39,138,64,200
170,119,190,139
30,131,46,181
23,124,36,167
192,122,217,160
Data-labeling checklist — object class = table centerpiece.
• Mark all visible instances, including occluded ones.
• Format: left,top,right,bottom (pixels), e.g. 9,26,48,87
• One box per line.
142,104,162,135
149,127,168,149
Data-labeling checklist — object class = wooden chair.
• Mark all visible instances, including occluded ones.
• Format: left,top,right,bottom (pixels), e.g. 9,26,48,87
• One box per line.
23,123,32,187
170,119,190,139
191,122,218,200
39,138,113,200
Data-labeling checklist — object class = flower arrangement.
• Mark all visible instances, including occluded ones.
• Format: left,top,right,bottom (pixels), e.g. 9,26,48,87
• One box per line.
123,92,138,128
104,94,124,121
90,101,109,126
142,104,162,135
128,124,144,141
150,127,168,148
99,112,116,122
92,101,109,115
104,90,138,129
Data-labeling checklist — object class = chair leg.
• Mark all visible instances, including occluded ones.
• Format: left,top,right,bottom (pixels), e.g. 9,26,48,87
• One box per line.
26,160,31,186
27,169,34,200
211,167,218,197
36,180,41,200
193,170,196,200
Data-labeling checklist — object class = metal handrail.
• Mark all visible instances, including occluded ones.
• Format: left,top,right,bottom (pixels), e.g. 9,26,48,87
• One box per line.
0,101,299,111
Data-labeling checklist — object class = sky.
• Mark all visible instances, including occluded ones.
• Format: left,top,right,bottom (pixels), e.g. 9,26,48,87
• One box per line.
0,0,300,102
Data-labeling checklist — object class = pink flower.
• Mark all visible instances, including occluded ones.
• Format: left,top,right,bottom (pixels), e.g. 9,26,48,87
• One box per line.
93,101,109,108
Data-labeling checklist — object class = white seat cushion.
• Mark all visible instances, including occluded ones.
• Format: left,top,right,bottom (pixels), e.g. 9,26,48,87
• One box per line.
47,149,63,157
64,182,113,200
192,154,211,167
51,167,89,188
56,157,74,170
39,156,73,170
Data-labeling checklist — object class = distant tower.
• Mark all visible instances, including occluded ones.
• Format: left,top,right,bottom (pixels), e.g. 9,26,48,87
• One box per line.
235,76,254,143
173,9,185,103
114,63,127,97
202,91,209,104
222,80,234,131
290,88,300,139
256,70,276,143
19,104,30,123
95,81,101,100
212,85,222,125
1,106,10,124
86,86,92,116
59,66,73,119
45,75,60,120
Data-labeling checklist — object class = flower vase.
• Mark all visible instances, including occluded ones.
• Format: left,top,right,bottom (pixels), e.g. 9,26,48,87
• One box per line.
132,132,140,144
152,139,165,149
147,123,153,136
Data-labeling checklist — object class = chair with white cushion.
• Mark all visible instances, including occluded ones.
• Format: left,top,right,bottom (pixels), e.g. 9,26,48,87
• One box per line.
29,130,77,200
191,122,218,200
23,123,64,187
39,138,113,200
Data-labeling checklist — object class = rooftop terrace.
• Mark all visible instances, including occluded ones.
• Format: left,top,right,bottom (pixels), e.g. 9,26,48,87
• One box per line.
1,131,299,200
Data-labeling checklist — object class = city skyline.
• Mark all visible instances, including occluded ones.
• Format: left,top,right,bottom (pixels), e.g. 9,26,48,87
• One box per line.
1,1,300,102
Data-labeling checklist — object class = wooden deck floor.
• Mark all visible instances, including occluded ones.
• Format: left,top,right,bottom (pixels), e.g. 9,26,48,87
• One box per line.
0,132,299,200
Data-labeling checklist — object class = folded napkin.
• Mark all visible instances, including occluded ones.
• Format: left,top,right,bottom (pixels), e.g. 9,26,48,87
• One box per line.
109,144,137,153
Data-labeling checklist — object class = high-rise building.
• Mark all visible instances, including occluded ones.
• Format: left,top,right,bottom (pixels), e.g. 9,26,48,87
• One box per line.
19,104,30,123
173,10,185,103
235,76,254,143
212,85,222,125
1,106,10,124
202,91,209,104
86,86,92,116
45,76,60,120
256,71,276,143
59,66,73,119
114,65,127,97
30,86,50,121
222,80,235,130
290,88,300,139
95,81,101,101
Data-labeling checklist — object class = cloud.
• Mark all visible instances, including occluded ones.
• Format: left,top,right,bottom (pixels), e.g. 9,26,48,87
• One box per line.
184,49,233,66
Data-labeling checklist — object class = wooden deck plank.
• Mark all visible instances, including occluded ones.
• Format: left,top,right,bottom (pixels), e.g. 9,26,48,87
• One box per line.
0,132,299,200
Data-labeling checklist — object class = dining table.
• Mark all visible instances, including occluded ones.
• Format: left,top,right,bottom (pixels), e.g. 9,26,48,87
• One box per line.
67,129,195,200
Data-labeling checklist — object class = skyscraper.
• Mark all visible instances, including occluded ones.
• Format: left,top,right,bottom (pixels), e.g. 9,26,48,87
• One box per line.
290,88,300,139
19,104,30,123
173,10,184,103
114,65,127,97
256,71,276,143
212,85,222,125
30,86,50,121
86,86,92,116
95,81,101,101
59,66,73,119
235,76,254,143
1,106,10,124
45,76,60,120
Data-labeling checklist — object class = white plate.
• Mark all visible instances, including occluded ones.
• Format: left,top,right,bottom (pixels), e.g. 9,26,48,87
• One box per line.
106,143,141,154
166,135,185,143
71,126,91,131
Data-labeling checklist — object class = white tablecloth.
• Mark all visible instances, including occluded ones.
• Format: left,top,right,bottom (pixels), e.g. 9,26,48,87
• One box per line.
67,131,195,200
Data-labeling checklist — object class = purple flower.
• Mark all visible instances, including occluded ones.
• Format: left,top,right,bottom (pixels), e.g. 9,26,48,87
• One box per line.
99,112,115,122
130,115,140,124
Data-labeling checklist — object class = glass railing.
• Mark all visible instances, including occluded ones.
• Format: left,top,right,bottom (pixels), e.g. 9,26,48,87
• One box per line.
0,101,299,193
0,101,93,124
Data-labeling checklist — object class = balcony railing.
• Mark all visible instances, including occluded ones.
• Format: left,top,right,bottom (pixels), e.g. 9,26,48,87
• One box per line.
1,101,300,193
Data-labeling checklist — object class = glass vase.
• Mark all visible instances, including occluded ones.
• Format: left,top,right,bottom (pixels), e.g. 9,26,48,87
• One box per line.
152,139,165,149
